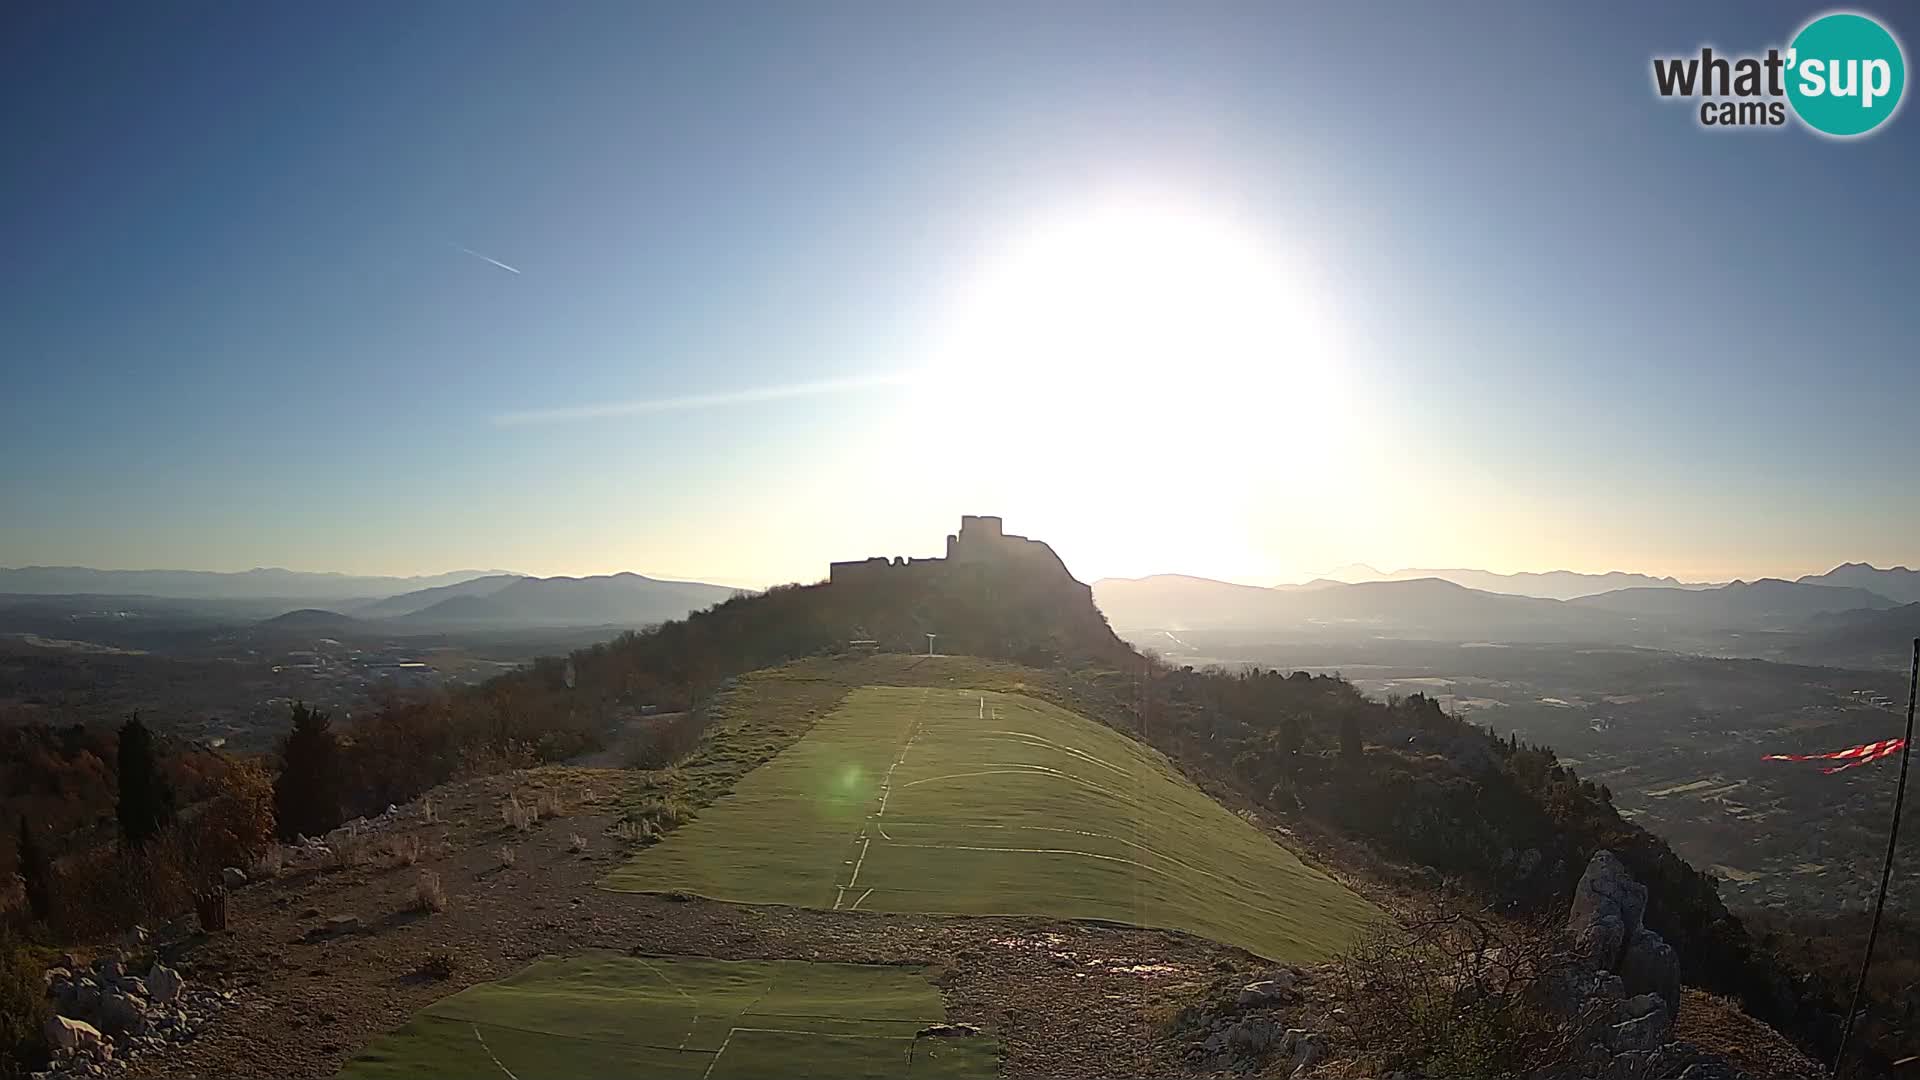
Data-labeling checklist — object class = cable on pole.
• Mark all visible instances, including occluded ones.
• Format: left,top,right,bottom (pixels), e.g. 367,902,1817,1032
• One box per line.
1832,636,1919,1077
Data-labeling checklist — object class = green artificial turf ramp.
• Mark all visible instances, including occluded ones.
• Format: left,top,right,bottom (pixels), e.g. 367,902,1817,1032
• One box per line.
606,686,1384,961
337,952,995,1079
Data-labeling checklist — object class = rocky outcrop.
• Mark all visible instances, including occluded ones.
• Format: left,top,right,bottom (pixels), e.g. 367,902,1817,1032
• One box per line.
1536,851,1723,1080
1566,851,1682,1024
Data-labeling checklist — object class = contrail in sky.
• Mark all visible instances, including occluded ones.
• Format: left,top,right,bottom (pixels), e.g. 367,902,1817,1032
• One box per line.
454,244,522,274
494,371,920,426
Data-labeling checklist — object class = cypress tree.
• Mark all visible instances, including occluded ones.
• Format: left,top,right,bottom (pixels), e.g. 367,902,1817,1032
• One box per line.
1339,712,1362,762
116,714,175,850
274,702,343,840
16,817,51,923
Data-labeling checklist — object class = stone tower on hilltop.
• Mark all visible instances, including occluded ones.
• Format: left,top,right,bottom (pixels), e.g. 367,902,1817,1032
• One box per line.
830,515,1084,592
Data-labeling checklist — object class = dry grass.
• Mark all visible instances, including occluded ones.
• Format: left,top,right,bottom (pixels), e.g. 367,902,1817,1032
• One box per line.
501,794,535,832
411,870,449,914
496,845,516,869
251,845,286,880
419,796,438,825
535,789,566,819
326,832,374,870
1674,990,1824,1080
567,833,588,853
388,835,423,867
624,795,692,842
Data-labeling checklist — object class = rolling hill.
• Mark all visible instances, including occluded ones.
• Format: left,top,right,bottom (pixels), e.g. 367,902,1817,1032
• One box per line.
347,573,525,618
254,608,369,634
398,572,742,628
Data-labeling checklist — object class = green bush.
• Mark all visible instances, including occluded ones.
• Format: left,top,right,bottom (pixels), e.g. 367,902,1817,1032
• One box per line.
0,928,48,1080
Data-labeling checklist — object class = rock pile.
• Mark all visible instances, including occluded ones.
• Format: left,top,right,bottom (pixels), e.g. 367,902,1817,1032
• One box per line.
34,939,234,1079
1184,965,1331,1077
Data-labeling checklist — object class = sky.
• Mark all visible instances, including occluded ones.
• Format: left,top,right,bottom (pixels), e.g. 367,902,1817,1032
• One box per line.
3,1,1917,589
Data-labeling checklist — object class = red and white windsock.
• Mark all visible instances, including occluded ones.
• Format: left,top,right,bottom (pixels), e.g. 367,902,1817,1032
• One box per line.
1763,738,1908,774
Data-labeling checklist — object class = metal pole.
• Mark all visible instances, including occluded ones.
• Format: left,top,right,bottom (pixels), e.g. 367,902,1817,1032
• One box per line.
1832,637,1919,1076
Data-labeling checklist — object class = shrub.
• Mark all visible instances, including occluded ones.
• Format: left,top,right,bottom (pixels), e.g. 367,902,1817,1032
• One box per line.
0,927,48,1078
411,870,448,914
417,948,457,980
194,759,276,872
50,826,196,941
1330,901,1584,1078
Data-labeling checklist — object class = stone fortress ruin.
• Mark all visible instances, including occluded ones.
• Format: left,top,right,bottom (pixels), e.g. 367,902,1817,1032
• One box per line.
828,515,1088,597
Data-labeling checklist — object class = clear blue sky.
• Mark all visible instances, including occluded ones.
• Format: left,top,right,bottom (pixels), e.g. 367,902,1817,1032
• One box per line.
3,2,1916,587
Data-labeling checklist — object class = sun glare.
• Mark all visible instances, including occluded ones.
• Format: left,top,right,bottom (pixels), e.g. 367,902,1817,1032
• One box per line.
914,191,1355,580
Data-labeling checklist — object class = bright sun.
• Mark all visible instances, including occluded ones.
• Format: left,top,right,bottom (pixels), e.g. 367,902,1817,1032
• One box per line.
912,191,1354,580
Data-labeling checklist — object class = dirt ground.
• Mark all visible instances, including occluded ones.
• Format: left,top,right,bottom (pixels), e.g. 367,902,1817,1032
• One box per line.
118,767,1256,1080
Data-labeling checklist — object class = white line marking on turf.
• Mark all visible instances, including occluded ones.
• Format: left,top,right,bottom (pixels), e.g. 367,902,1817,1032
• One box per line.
979,730,1131,775
701,1030,735,1079
836,687,928,908
851,887,874,910
731,1026,908,1039
902,764,1135,804
636,956,703,1049
472,1024,522,1080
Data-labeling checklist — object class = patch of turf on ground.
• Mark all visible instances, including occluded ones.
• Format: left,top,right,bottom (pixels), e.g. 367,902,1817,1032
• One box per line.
607,686,1385,962
337,952,995,1079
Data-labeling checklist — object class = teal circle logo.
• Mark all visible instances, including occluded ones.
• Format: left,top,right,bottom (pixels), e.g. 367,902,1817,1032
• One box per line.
1786,12,1906,137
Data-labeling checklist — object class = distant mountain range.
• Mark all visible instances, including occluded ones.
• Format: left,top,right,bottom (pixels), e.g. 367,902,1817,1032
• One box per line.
1095,566,1912,643
0,566,512,601
1093,574,1624,642
1796,562,1920,605
0,565,745,633
1317,564,1717,601
1566,579,1898,625
248,573,743,633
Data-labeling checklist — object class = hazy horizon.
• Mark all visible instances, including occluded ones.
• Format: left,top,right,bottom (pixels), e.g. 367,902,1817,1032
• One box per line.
6,2,1918,588
1,546,1907,595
